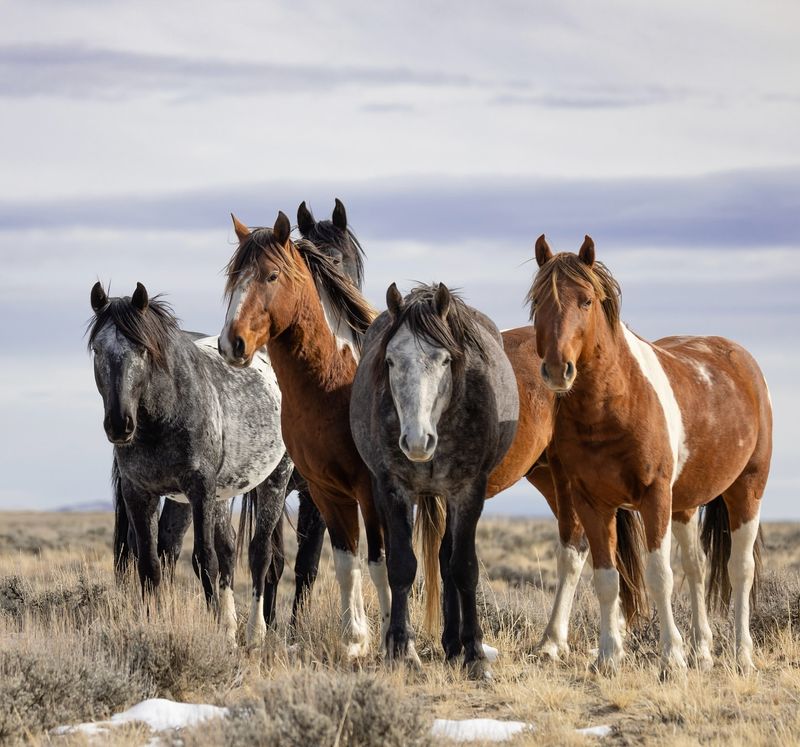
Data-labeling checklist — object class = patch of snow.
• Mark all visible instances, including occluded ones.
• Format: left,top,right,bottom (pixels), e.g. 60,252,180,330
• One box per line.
53,698,228,739
432,718,530,742
482,643,499,662
430,718,612,742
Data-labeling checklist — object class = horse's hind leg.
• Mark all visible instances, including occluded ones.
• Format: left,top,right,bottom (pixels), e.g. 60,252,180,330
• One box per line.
359,480,392,655
672,508,713,670
527,464,588,661
263,516,284,629
439,503,462,661
158,500,192,580
247,453,293,647
722,470,766,674
123,487,162,601
214,502,237,644
291,479,326,629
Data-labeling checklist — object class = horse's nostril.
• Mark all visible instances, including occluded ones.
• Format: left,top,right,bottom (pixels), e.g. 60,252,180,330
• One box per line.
233,336,245,359
565,361,575,380
399,434,409,453
540,361,549,380
425,434,436,452
124,415,134,434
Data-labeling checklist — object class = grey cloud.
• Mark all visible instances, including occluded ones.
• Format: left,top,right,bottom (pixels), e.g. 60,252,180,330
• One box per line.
490,85,689,109
1,167,798,248
0,43,475,100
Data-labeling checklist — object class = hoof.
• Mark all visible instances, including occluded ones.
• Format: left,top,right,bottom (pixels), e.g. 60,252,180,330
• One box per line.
533,637,567,662
346,639,370,660
659,648,688,681
736,653,756,676
690,648,713,672
465,657,492,681
245,621,267,649
590,655,621,677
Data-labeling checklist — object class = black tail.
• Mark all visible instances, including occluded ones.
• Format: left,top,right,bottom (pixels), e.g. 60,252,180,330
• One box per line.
236,488,258,566
700,496,763,613
615,509,648,626
112,459,132,579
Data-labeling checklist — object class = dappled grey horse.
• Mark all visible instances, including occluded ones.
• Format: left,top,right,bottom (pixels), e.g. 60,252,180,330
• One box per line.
351,283,519,678
89,282,289,644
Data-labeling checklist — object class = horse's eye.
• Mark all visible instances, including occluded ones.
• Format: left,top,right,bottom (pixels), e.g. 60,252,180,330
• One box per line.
441,356,451,367
333,258,341,265
581,298,592,309
386,358,395,368
268,270,280,283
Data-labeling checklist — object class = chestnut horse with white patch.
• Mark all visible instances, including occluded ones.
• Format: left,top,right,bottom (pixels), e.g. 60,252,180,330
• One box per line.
218,211,388,658
529,235,772,675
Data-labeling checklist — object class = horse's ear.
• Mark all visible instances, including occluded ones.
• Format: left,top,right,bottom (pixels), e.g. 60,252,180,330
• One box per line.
332,198,347,231
90,282,108,313
578,235,595,266
131,282,149,312
274,211,291,245
434,283,452,319
386,282,404,318
535,234,553,267
297,201,315,236
231,213,251,242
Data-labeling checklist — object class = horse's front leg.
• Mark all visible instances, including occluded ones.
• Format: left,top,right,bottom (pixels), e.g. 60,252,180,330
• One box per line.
377,481,418,666
640,484,687,677
158,499,192,580
359,478,392,655
290,479,326,629
123,486,161,603
528,459,588,661
439,503,461,661
572,492,625,675
450,480,489,680
183,472,219,610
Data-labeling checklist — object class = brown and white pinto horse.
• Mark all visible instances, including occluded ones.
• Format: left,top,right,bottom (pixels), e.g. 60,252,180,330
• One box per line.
529,235,772,675
218,211,387,658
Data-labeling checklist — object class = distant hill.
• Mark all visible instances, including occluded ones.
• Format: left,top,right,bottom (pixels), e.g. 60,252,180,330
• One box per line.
55,500,114,512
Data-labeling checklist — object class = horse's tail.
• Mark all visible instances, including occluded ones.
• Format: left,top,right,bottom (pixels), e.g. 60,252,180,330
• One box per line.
236,488,257,567
615,509,648,626
700,496,763,612
413,495,447,636
112,459,130,578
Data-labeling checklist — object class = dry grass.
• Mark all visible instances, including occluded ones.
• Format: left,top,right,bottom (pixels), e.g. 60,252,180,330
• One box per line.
1,512,799,745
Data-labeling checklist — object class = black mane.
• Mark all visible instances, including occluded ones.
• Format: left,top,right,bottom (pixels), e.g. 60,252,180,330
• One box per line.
87,294,179,368
301,219,366,289
372,284,490,384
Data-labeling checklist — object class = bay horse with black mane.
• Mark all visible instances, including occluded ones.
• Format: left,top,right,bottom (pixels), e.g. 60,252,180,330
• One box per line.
529,236,772,675
88,282,290,644
219,211,388,658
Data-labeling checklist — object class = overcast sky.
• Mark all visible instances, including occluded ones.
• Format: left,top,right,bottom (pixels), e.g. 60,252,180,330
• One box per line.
1,1,798,518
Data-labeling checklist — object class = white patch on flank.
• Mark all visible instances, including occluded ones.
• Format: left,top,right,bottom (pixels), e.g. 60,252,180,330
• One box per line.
644,523,687,671
333,548,370,657
319,284,359,361
54,699,228,739
728,511,761,670
537,542,588,659
694,361,713,386
621,324,688,485
368,557,392,648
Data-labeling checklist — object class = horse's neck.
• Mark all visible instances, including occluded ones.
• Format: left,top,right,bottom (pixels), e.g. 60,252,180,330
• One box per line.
268,281,354,398
139,338,200,422
565,321,632,421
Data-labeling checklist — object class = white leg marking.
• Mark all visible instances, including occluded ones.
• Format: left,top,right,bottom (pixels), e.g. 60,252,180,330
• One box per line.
246,589,267,647
219,586,238,645
368,557,392,651
644,524,687,672
593,567,624,672
537,543,588,660
672,514,713,670
729,512,760,673
333,548,370,658
620,324,688,485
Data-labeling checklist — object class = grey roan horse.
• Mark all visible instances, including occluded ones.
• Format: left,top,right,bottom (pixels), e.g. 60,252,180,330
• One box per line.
89,282,288,643
350,283,519,678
